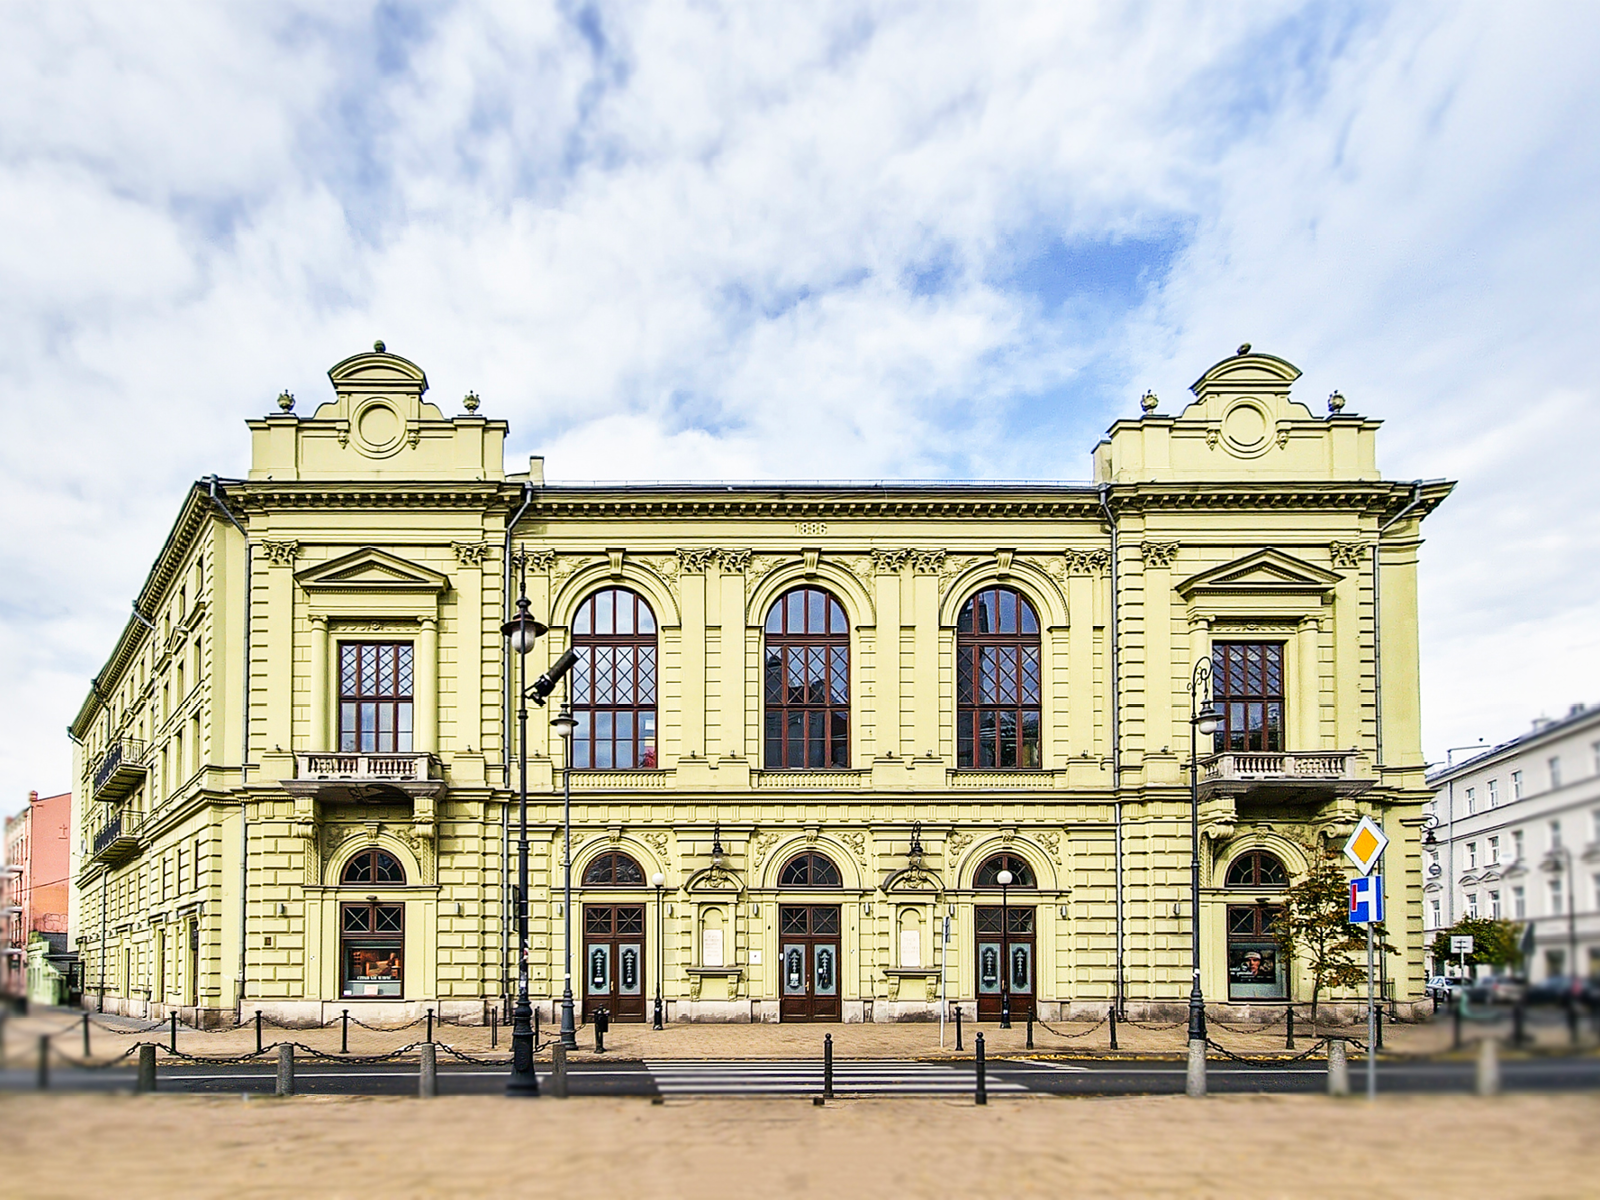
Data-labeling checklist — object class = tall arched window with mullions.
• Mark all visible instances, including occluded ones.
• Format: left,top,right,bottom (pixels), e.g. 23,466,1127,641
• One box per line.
571,588,658,769
956,586,1042,769
764,587,849,768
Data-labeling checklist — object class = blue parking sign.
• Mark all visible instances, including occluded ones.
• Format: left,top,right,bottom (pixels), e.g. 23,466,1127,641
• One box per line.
1349,874,1384,924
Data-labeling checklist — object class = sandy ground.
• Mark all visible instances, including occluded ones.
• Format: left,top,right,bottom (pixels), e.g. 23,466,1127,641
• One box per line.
4,1091,1596,1199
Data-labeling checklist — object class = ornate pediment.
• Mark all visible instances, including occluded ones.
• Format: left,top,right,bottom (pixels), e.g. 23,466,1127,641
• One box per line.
881,866,943,895
296,547,450,594
685,865,743,894
1176,548,1341,599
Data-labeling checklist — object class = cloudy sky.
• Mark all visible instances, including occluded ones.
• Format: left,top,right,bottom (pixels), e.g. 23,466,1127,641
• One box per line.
4,1,1599,816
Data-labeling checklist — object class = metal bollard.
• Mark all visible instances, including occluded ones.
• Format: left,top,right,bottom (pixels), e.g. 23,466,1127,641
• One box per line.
1026,1015,1034,1049
426,1007,434,1044
954,1005,963,1051
170,1011,178,1054
1327,1038,1350,1096
1285,1005,1296,1050
595,1008,608,1054
1108,1005,1118,1050
490,1007,498,1049
255,1010,263,1055
1185,1038,1207,1098
1476,1036,1500,1097
419,1041,437,1098
83,1012,92,1058
276,1042,295,1097
37,1035,49,1090
974,1032,987,1105
137,1043,157,1094
824,1033,834,1100
341,1009,349,1054
1375,1004,1384,1051
551,1041,569,1098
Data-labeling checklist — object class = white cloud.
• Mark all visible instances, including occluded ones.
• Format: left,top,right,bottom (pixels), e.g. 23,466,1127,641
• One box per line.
4,1,1600,814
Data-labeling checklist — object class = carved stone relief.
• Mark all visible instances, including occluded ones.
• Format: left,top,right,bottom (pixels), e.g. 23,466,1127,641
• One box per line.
1328,541,1369,569
261,540,301,567
1140,541,1180,569
452,542,494,567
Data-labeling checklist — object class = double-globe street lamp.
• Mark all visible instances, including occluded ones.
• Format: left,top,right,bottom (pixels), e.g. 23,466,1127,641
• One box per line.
1188,657,1222,1046
501,593,580,1095
652,872,666,1030
997,868,1014,1029
551,703,579,1051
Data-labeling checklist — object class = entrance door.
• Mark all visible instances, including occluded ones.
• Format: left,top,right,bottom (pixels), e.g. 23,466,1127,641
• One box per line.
778,905,842,1021
975,905,1035,1021
583,904,646,1022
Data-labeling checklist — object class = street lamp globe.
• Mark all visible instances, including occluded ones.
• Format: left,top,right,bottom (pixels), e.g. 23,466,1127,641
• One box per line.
997,869,1013,887
551,707,577,741
651,872,665,889
1196,703,1221,737
500,595,548,656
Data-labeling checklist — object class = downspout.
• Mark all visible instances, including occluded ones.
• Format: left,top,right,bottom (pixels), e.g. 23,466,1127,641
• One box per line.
206,477,251,1021
502,480,534,1010
1372,482,1424,769
1098,483,1125,1014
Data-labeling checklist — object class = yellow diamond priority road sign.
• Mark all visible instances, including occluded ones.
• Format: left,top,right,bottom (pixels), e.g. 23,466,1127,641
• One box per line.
1342,815,1389,877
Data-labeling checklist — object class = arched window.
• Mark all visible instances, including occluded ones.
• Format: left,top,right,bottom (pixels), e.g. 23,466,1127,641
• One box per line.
956,587,1042,769
582,852,646,887
1226,851,1288,888
778,852,842,888
764,587,849,768
974,852,1036,889
571,588,658,769
341,849,405,885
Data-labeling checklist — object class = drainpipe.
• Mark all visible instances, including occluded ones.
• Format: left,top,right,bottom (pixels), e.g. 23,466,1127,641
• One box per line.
502,480,534,1009
205,477,251,1021
1372,482,1424,769
1098,483,1125,1014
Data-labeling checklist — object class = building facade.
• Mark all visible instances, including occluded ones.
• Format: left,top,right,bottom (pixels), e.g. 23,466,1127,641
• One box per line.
1424,704,1600,982
68,343,1449,1027
4,791,72,1004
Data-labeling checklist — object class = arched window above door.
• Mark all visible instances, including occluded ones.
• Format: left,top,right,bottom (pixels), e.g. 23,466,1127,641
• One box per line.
1225,850,1288,888
582,852,646,887
341,849,405,885
763,587,849,769
778,852,843,888
956,587,1042,769
974,852,1036,889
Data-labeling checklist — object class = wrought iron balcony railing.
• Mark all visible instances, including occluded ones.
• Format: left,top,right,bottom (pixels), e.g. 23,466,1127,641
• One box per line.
90,811,143,866
91,739,148,802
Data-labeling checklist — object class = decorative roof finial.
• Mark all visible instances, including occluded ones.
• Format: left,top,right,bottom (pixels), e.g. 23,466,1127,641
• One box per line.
1236,342,1251,356
277,390,295,412
463,390,481,413
1327,390,1346,414
373,339,386,353
1140,389,1158,414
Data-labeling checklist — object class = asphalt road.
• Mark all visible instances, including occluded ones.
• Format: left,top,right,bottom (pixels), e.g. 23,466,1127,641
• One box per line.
5,1055,1599,1098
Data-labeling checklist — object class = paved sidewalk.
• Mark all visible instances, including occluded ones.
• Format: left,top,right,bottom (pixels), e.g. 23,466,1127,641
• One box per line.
4,1002,1591,1067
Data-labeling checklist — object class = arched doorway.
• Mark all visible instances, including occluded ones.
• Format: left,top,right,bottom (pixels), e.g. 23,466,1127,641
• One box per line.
777,852,843,1021
974,852,1037,1021
581,852,647,1022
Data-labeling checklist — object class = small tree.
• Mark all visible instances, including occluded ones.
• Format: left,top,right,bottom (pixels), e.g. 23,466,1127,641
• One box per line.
1270,850,1367,1027
1428,917,1524,974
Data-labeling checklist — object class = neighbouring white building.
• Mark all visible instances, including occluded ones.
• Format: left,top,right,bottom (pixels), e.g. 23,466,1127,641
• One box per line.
1424,704,1600,981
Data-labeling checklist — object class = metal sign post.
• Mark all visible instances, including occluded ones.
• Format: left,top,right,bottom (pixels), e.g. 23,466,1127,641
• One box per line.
939,910,951,1048
1451,934,1474,978
1345,818,1389,1102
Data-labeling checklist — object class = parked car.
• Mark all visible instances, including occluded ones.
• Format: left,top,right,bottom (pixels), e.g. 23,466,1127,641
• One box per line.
1524,975,1593,1005
1482,975,1528,1005
1425,976,1470,1003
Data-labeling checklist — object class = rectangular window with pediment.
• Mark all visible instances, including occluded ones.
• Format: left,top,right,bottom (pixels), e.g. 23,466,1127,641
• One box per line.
339,643,414,753
1213,642,1285,753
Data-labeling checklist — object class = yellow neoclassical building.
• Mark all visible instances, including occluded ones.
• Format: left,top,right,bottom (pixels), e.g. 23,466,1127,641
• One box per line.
68,342,1450,1027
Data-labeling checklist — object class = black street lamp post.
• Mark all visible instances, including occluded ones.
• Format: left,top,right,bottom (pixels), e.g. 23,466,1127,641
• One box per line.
998,868,1013,1029
1188,657,1222,1046
500,595,548,1097
651,871,666,1030
552,704,579,1051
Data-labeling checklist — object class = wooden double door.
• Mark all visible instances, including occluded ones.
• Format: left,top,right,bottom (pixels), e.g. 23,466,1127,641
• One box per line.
975,905,1035,1021
583,904,646,1023
779,904,842,1022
